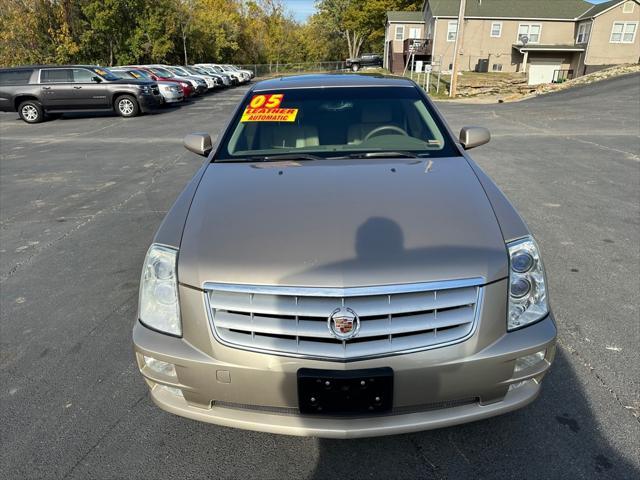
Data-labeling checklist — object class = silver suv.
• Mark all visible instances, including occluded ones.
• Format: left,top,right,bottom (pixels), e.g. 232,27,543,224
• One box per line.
133,74,556,438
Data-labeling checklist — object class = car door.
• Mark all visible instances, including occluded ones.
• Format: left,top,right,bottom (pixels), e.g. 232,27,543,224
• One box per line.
39,68,75,109
71,68,109,108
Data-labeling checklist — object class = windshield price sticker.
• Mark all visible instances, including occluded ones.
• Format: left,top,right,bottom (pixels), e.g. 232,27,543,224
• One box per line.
241,94,298,122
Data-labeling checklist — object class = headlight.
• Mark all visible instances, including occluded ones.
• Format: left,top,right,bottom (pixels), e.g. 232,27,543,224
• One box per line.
139,244,181,336
507,236,548,331
138,85,151,93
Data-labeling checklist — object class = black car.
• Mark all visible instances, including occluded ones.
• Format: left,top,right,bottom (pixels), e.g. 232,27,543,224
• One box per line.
0,65,162,123
345,54,383,72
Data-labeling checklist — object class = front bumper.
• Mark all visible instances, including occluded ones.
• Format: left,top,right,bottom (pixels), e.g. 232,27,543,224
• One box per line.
133,280,556,438
138,93,162,112
161,92,183,103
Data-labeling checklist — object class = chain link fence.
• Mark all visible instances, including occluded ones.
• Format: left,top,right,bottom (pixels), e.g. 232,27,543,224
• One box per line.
236,61,347,78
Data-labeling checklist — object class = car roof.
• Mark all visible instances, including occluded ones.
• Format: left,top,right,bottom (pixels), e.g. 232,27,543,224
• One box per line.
252,74,415,91
0,65,102,70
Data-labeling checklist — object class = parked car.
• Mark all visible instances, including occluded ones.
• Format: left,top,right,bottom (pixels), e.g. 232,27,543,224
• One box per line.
180,66,223,88
346,53,383,72
194,64,234,86
164,65,216,91
221,64,250,83
142,66,206,95
209,63,243,84
226,64,254,80
134,74,556,438
109,68,184,104
129,66,194,98
185,66,225,87
0,65,161,123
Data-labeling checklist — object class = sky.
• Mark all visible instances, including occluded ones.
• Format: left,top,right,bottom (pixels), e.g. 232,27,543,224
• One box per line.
284,0,611,23
283,0,316,22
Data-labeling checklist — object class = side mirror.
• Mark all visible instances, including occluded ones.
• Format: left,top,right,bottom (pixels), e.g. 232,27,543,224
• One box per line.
183,132,213,156
459,126,490,150
91,76,102,83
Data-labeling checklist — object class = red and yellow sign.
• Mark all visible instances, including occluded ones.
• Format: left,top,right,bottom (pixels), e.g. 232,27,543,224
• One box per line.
241,94,298,122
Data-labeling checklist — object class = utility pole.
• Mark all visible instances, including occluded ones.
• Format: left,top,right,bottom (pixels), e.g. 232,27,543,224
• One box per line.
449,0,466,97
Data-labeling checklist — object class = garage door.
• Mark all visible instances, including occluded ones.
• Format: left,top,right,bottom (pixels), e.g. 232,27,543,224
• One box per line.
528,60,562,85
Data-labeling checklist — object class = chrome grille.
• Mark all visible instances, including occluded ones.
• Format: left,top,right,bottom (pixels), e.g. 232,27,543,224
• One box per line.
204,280,483,360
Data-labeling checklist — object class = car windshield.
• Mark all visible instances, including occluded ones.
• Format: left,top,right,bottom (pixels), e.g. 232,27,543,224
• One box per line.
108,69,134,80
215,86,459,160
92,67,120,81
129,69,151,79
149,67,174,78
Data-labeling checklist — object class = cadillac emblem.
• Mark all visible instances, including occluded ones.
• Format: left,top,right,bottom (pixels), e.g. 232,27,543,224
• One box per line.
328,307,360,340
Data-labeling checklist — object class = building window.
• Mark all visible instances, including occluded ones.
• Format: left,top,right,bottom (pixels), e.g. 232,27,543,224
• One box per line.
518,23,541,44
576,22,591,43
623,1,635,13
447,21,458,42
492,63,503,71
610,21,637,43
395,25,404,41
409,27,421,39
490,22,502,38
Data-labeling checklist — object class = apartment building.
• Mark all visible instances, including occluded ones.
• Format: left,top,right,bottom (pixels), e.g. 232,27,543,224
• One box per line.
384,0,640,84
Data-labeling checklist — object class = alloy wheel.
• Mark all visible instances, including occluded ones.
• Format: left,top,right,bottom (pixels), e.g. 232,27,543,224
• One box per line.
119,99,134,116
22,105,39,122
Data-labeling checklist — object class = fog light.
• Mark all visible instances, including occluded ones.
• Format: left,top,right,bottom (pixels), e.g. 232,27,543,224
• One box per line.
158,384,183,398
514,350,545,372
144,355,177,377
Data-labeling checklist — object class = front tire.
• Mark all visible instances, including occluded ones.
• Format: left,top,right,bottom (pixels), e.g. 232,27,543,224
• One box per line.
18,100,44,124
351,64,360,72
115,95,140,118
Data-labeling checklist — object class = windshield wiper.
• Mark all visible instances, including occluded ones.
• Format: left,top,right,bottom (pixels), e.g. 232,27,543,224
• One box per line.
329,151,421,159
217,153,324,163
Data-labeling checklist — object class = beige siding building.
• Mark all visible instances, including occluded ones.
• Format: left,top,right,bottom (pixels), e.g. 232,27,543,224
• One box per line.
579,0,640,72
385,0,640,84
384,12,429,74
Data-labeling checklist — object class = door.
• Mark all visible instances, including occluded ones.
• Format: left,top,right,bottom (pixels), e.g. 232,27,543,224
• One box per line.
39,69,75,108
71,68,109,108
528,60,562,85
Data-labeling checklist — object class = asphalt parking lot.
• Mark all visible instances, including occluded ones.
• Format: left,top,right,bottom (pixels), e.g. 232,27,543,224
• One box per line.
1,74,639,479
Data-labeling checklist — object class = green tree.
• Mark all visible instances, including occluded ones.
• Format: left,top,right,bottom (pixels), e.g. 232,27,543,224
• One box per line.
81,0,142,65
130,0,181,63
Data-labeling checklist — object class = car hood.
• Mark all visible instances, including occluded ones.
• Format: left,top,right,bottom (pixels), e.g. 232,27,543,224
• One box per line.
108,79,154,86
178,157,508,289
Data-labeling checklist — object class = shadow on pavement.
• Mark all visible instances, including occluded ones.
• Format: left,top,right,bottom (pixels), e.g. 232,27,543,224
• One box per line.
308,348,638,479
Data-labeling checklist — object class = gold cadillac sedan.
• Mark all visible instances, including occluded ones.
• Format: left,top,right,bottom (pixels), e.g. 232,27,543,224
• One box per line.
133,74,556,438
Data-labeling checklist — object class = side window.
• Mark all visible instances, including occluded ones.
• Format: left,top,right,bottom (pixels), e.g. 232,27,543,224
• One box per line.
0,69,33,85
40,69,73,83
72,68,96,83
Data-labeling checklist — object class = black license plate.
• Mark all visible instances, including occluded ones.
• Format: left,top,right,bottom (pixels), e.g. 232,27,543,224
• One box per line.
297,368,393,415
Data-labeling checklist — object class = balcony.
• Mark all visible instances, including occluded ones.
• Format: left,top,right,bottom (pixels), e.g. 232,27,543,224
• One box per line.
403,38,432,56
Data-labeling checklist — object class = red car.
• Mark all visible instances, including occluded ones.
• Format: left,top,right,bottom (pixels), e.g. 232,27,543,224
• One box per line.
131,66,194,98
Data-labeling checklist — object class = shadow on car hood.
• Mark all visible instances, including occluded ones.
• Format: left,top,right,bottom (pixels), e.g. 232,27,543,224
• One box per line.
178,157,508,288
